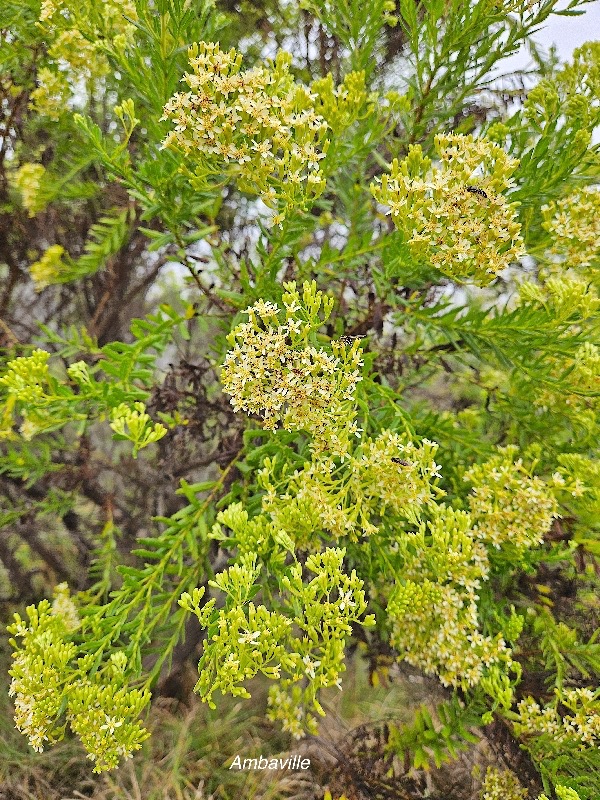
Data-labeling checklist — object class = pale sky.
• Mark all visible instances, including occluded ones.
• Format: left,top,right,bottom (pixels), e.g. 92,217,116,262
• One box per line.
537,0,600,58
502,0,600,71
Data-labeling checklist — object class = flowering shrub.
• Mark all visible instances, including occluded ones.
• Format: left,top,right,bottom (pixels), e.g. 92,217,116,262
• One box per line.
2,0,600,797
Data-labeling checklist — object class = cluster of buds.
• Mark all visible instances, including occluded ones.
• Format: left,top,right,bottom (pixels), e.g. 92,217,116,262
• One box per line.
480,767,529,800
7,587,150,772
29,245,68,289
11,164,49,216
518,275,600,321
32,0,137,119
464,447,560,551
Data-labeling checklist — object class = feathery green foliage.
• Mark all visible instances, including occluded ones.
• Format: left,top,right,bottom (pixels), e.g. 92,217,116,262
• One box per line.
1,0,600,796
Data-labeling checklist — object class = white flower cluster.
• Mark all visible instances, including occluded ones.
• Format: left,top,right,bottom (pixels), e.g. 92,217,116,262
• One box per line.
464,447,560,551
162,42,329,223
51,582,81,632
515,688,600,747
371,133,524,284
480,766,528,800
388,506,511,688
351,431,443,525
221,286,363,457
542,186,600,270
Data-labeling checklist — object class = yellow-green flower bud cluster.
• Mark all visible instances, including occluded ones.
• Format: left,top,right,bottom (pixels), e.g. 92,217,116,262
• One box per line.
310,71,376,136
370,133,524,284
388,505,511,688
210,502,294,565
480,767,529,800
0,348,68,440
11,163,50,216
29,245,68,290
181,549,373,737
189,598,293,706
253,433,444,548
480,767,580,800
525,41,600,132
570,342,600,397
48,29,97,71
33,0,136,118
220,282,363,457
0,350,168,451
109,402,168,458
0,349,50,405
464,447,559,551
556,453,600,528
258,456,362,545
542,187,600,270
518,275,600,321
8,598,78,753
29,67,71,121
267,684,319,739
350,431,443,525
162,43,330,223
549,788,583,800
0,349,61,440
8,586,150,771
515,688,600,749
67,683,150,773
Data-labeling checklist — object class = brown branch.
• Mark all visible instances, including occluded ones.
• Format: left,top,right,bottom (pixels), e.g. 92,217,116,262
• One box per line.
483,718,544,797
17,522,75,585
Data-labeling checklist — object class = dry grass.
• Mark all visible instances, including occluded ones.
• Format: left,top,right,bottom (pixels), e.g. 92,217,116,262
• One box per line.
0,650,496,800
0,653,397,800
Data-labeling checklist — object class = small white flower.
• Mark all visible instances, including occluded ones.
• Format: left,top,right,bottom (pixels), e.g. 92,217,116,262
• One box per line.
238,630,261,645
302,655,321,679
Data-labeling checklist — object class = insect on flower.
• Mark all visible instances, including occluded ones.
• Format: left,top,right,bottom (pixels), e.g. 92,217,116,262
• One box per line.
465,185,488,199
339,335,365,345
391,457,411,466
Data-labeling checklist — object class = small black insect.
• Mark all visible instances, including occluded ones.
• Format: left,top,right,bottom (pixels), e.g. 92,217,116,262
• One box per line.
465,185,488,199
339,335,365,345
391,458,411,466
